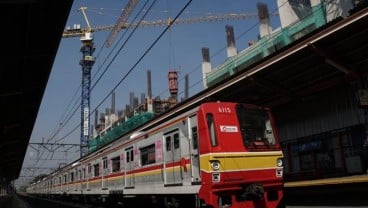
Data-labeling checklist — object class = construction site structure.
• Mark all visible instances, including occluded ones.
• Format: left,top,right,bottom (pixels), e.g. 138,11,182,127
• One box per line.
89,70,180,153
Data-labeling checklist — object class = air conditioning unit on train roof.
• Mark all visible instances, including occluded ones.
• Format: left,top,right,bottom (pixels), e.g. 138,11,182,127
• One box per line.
130,131,145,140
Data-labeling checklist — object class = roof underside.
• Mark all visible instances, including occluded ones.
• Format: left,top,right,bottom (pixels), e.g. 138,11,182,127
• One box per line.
206,7,368,111
0,0,73,183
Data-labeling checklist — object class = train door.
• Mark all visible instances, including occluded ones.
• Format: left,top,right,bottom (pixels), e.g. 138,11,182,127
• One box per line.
102,157,108,189
86,164,91,191
188,115,201,183
77,167,82,192
81,167,86,192
124,147,135,188
164,129,182,185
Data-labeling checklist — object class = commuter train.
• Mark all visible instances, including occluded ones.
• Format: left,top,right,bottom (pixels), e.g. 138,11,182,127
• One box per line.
27,101,284,208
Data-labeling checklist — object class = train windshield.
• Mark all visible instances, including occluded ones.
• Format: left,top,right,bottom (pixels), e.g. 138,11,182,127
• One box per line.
236,104,276,147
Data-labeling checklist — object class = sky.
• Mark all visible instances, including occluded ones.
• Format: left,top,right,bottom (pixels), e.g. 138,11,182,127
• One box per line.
17,0,281,187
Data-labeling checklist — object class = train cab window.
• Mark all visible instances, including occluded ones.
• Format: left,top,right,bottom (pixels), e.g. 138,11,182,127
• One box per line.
111,156,120,172
93,163,100,177
140,144,156,166
236,105,276,146
192,127,198,149
206,113,218,147
174,133,180,149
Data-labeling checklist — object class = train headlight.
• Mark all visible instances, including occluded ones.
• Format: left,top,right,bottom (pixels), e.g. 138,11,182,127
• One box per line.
210,160,221,171
276,158,283,167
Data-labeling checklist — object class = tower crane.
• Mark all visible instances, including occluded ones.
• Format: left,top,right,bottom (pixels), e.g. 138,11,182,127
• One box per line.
63,12,278,38
74,2,140,157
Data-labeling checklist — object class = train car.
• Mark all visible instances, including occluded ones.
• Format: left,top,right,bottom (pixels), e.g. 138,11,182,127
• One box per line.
27,101,284,208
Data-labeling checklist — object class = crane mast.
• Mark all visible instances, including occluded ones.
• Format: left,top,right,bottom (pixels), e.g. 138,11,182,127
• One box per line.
79,6,95,157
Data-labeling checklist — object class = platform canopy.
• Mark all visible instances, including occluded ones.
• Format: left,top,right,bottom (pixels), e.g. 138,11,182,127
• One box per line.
0,0,73,183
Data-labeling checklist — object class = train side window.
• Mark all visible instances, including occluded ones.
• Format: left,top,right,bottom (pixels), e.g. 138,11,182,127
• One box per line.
103,157,108,170
78,169,82,180
174,133,180,149
126,151,130,162
70,172,74,182
206,113,218,147
93,163,100,177
140,144,156,166
192,127,198,149
166,136,172,151
130,150,134,162
111,156,120,172
126,148,134,162
87,164,91,176
82,168,85,179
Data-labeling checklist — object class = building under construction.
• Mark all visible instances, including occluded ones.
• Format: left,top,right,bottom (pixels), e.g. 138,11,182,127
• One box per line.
88,70,183,152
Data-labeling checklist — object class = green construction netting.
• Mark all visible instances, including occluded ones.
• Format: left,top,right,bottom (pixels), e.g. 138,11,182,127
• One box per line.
88,112,154,153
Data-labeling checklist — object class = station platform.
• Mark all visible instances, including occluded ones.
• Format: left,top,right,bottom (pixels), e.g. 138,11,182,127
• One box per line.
283,174,368,206
284,174,368,187
0,194,30,208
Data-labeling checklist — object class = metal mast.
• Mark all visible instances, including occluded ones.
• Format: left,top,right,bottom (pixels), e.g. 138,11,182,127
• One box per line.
79,7,95,157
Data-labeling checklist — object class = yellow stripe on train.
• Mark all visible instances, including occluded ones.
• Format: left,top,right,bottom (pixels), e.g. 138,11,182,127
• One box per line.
200,151,283,172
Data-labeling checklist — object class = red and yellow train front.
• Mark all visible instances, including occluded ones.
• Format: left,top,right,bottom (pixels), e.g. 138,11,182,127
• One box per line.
197,102,283,208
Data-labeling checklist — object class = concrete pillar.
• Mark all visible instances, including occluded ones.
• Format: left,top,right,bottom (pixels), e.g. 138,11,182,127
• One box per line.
258,2,272,38
324,0,354,22
201,47,211,89
225,25,237,57
277,0,311,28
